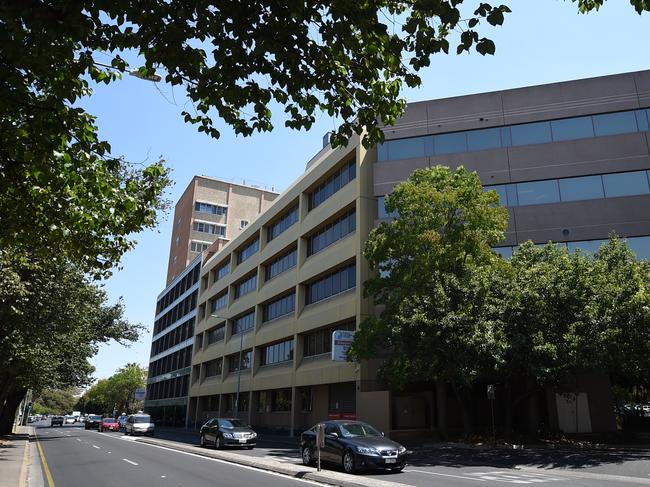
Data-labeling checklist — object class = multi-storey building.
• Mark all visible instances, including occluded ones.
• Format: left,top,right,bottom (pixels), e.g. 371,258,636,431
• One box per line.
145,178,278,425
166,176,279,285
187,70,650,438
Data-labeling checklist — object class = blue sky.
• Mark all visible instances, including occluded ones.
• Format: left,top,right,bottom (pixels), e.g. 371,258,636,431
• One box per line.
86,1,650,379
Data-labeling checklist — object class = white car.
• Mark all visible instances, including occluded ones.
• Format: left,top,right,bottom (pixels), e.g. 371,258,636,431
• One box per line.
64,415,76,424
124,414,154,436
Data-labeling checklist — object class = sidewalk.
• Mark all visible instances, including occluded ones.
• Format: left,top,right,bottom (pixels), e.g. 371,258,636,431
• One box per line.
0,426,34,487
136,435,409,487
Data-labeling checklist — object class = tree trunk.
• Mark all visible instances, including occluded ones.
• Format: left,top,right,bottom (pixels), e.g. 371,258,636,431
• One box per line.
452,383,472,438
435,379,448,439
504,382,513,440
0,388,26,434
0,374,16,409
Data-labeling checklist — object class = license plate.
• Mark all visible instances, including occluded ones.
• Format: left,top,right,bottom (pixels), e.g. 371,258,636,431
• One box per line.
238,439,247,443
385,458,396,464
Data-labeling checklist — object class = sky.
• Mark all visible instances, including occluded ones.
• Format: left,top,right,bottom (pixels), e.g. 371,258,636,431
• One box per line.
85,1,650,380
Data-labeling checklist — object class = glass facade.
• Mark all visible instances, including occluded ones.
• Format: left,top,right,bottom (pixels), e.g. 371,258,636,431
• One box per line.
305,263,356,305
377,108,650,162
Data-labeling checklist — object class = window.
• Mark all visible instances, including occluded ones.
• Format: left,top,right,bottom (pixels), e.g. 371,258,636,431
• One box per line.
204,359,222,378
558,175,604,202
234,274,257,299
433,132,467,155
261,339,294,366
550,116,594,141
206,325,225,345
467,127,502,151
516,180,560,206
263,292,295,322
193,221,226,237
377,196,399,219
272,389,292,412
308,159,356,210
240,220,249,229
383,137,426,160
305,264,356,305
510,121,552,146
636,109,650,132
602,171,650,198
307,209,356,256
194,202,227,216
212,261,230,282
303,322,356,357
593,111,638,136
237,238,259,264
190,241,210,252
257,391,270,413
227,350,252,372
232,311,255,334
299,388,313,412
210,292,228,313
265,247,297,281
267,205,299,241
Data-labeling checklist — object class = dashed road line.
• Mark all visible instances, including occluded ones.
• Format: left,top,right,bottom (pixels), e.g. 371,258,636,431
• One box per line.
92,445,100,449
123,458,139,466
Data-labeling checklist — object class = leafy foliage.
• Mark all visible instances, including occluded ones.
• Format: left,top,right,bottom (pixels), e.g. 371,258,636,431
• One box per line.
32,388,80,415
76,363,147,415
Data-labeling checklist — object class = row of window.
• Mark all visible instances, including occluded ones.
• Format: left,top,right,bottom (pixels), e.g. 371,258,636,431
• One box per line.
153,290,197,336
262,292,295,323
237,238,259,264
488,170,650,207
261,339,294,366
145,374,189,401
193,221,226,237
305,264,356,305
206,324,226,345
212,261,230,283
209,292,228,313
308,159,356,210
234,273,257,299
204,358,222,378
378,108,650,162
194,201,228,216
156,264,200,314
494,235,650,260
190,241,210,253
267,204,299,242
307,208,356,256
228,350,252,372
150,317,194,357
148,345,192,379
233,311,255,334
265,247,297,281
304,321,356,357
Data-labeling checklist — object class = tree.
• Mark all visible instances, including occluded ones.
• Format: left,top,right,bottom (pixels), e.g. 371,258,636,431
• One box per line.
77,364,147,416
350,166,509,435
0,252,142,433
32,388,79,415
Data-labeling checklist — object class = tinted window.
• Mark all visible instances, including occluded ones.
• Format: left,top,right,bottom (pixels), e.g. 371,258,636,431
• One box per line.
551,116,594,141
339,422,381,437
219,419,247,428
567,239,606,254
377,142,389,161
494,247,514,258
378,196,398,219
593,111,638,136
467,127,502,151
635,109,649,132
134,416,151,423
506,185,519,207
628,236,650,260
265,247,297,281
510,121,552,146
387,137,425,160
516,180,560,206
434,132,467,155
602,171,650,198
487,185,508,206
558,175,604,202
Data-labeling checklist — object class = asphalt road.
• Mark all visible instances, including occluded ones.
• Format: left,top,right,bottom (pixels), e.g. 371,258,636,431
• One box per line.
33,422,323,487
33,421,650,487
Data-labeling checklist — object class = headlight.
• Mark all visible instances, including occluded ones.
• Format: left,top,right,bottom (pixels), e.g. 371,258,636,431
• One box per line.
251,432,257,438
222,432,234,438
355,446,379,456
398,446,407,454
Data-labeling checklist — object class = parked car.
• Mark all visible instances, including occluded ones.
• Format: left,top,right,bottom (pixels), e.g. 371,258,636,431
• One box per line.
99,418,120,432
64,415,76,424
50,416,64,427
84,414,102,430
124,414,154,436
300,420,408,474
199,418,257,449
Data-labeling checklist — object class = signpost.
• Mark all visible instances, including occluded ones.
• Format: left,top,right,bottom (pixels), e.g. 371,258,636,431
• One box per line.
316,423,325,472
134,388,146,401
487,384,496,444
331,330,355,362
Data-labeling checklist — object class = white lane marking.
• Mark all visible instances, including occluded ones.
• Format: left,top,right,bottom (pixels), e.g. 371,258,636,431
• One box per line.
468,471,565,484
405,469,487,482
92,445,100,449
108,451,112,454
161,476,166,478
76,439,82,442
123,458,139,466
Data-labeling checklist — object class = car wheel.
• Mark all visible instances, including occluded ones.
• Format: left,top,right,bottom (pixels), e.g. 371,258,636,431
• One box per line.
302,446,314,466
343,451,356,474
214,435,222,450
246,446,254,450
200,434,206,448
392,466,404,473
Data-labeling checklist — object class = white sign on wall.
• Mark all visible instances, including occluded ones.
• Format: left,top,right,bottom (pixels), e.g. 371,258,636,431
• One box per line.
331,330,355,362
134,388,146,401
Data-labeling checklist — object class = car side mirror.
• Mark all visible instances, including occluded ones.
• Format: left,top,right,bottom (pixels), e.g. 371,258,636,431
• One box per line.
381,431,385,436
327,432,338,438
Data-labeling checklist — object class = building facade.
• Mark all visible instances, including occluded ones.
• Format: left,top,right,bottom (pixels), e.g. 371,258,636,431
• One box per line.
187,70,650,438
166,176,279,285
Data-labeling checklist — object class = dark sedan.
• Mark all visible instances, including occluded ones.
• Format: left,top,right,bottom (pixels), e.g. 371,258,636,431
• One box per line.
84,414,102,430
199,418,257,449
301,420,408,474
50,416,64,427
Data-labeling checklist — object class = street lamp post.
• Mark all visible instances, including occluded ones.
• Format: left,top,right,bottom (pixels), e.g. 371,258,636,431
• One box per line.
210,313,244,418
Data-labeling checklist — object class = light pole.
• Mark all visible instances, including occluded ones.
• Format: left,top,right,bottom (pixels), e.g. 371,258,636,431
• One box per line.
210,313,243,418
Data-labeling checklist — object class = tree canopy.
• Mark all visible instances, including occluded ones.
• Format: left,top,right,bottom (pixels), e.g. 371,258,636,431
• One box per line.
76,363,147,416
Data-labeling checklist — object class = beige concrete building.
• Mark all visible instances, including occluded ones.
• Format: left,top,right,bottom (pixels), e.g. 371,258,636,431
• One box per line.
166,176,279,284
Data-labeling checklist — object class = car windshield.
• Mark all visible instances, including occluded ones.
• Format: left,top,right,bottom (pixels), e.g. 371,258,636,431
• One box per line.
220,419,247,429
89,415,101,420
103,418,116,423
134,416,151,423
338,422,381,437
